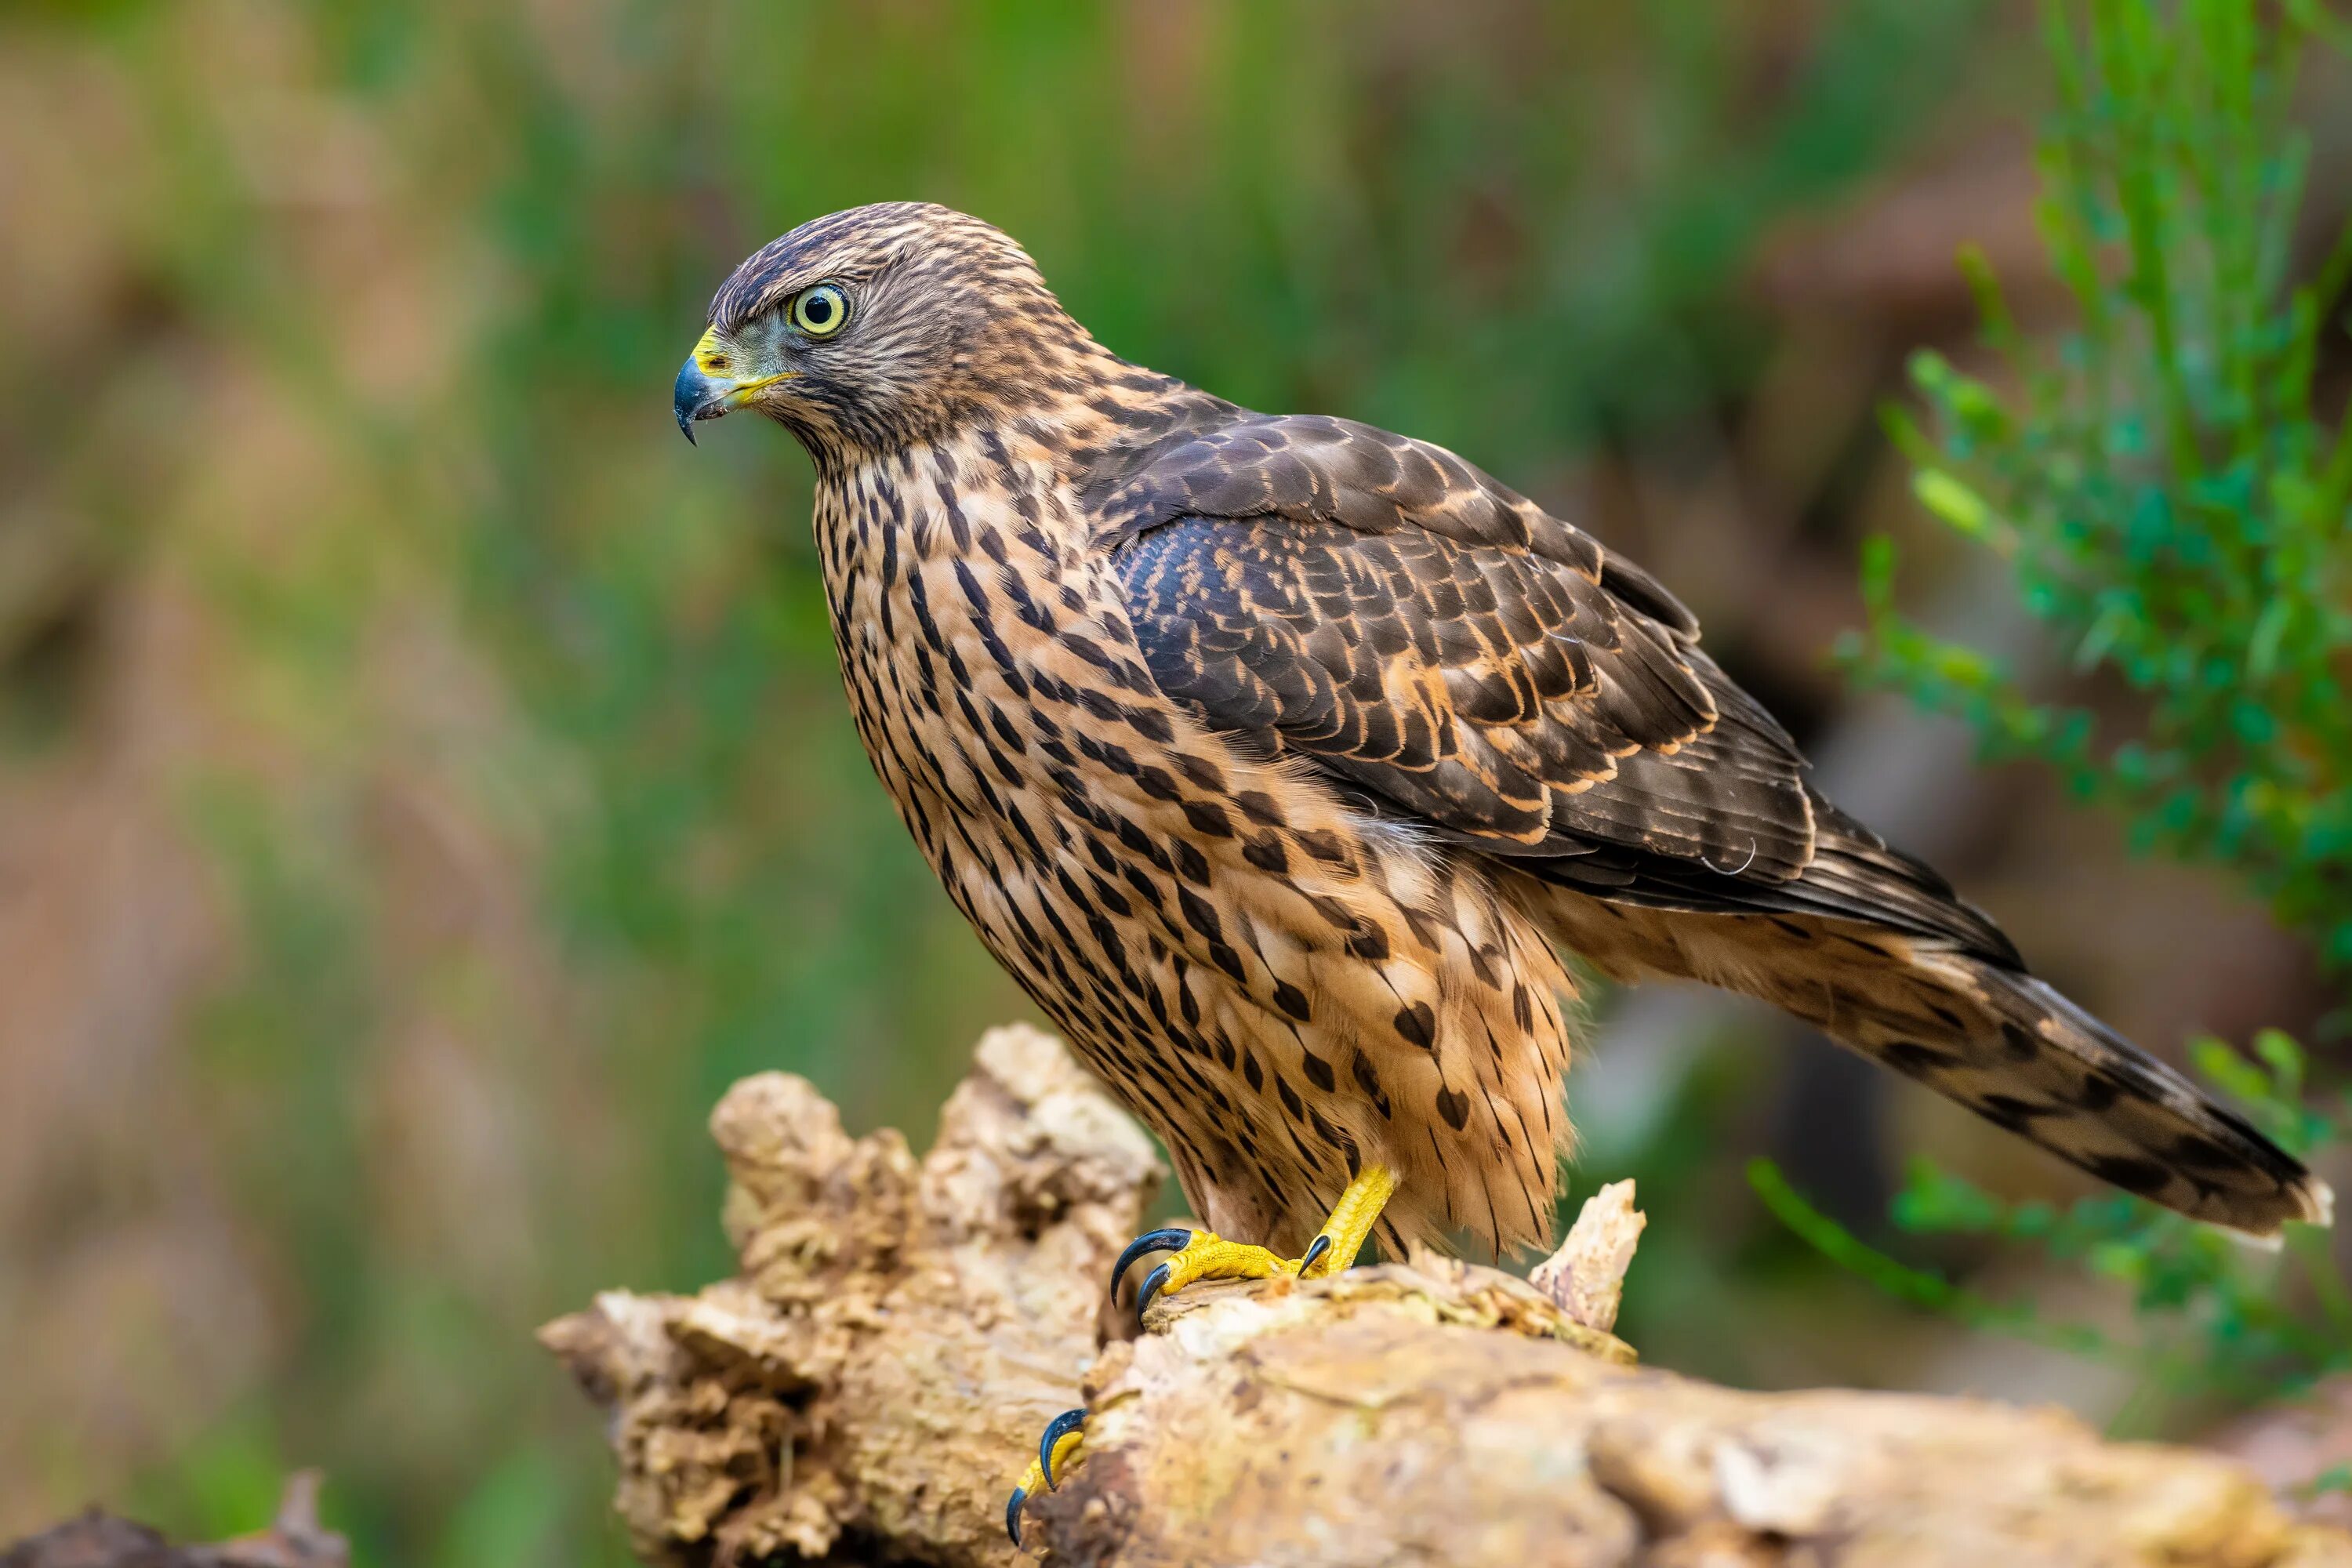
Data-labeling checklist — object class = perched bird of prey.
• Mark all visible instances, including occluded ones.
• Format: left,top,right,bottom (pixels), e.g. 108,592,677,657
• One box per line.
673,203,2330,1539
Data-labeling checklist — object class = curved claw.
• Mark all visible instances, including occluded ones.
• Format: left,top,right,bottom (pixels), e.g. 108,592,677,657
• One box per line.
1005,1485,1026,1546
1138,1260,1174,1325
1110,1227,1193,1301
1300,1232,1333,1276
1038,1406,1087,1490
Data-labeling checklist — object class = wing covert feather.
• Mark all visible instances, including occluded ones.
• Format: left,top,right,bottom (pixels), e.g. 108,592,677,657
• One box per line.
1104,415,1817,882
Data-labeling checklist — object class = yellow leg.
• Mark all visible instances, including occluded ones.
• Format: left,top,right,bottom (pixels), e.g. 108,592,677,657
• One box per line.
1111,1163,1398,1322
1314,1161,1399,1272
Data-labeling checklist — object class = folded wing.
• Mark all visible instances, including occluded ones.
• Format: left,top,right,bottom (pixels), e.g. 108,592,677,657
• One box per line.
1102,413,2011,959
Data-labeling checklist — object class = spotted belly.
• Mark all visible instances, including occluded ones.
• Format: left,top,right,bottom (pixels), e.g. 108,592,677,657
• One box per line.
811,453,1577,1258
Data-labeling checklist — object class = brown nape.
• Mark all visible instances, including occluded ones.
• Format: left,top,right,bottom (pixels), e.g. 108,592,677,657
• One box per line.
708,201,2324,1256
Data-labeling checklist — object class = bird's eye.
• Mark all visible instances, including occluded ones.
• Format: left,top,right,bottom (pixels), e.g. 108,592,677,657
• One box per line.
791,283,851,338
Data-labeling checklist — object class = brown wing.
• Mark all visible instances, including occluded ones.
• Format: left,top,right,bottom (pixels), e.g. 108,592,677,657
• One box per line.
1104,414,2016,958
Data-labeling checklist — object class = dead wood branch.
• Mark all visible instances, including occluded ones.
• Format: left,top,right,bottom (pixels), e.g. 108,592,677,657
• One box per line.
543,1027,2352,1568
0,1472,347,1568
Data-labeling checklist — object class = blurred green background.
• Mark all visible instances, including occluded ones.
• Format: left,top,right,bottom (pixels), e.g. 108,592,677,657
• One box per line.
3,2,2346,1562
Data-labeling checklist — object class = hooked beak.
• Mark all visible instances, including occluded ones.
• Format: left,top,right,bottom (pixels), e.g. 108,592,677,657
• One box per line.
673,326,795,444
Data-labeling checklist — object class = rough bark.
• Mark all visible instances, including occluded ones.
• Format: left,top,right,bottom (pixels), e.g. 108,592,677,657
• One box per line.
542,1026,2352,1568
0,1474,347,1568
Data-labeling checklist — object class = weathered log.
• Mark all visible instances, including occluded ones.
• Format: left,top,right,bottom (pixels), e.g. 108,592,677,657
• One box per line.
0,1473,347,1568
542,1026,2352,1567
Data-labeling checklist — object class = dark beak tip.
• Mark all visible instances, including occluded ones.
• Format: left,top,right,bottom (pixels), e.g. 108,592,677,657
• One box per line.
673,356,715,446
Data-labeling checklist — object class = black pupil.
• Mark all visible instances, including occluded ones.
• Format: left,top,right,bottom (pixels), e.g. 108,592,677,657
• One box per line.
804,292,835,327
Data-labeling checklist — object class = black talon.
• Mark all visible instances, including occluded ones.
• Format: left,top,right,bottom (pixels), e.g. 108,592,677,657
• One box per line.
1138,1260,1174,1325
1111,1227,1192,1301
1039,1407,1087,1490
1006,1486,1026,1546
1300,1232,1333,1275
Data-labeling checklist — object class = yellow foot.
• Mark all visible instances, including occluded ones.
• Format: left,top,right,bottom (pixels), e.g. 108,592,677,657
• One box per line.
1004,1406,1085,1548
1109,1163,1399,1326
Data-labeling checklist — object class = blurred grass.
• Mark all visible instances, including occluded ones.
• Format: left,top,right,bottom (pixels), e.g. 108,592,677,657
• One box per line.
0,1,2057,1561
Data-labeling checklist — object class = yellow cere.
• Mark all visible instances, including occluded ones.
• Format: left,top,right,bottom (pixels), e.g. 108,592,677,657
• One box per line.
688,324,797,405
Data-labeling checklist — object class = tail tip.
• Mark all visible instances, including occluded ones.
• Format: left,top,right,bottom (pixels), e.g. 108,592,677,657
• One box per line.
2240,1174,2336,1247
2215,1174,2332,1249
2300,1174,2336,1230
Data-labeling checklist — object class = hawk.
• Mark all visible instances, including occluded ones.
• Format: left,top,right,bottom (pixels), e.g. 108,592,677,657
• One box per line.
672,204,2329,1537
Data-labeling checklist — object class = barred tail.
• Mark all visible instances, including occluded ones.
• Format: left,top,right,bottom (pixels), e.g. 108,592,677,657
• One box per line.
1839,949,2328,1238
1532,882,2332,1239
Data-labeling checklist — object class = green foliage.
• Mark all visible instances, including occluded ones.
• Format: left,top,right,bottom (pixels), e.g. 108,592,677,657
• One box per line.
1780,0,2352,1433
1756,1032,2352,1427
1856,0,2352,968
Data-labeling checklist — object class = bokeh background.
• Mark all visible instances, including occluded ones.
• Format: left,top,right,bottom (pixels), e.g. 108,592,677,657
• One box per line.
3,1,2347,1562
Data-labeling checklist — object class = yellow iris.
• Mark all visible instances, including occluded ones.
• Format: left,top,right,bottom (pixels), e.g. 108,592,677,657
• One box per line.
791,282,851,337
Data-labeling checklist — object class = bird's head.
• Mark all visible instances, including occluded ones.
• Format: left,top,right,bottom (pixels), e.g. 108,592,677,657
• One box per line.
673,202,1095,461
